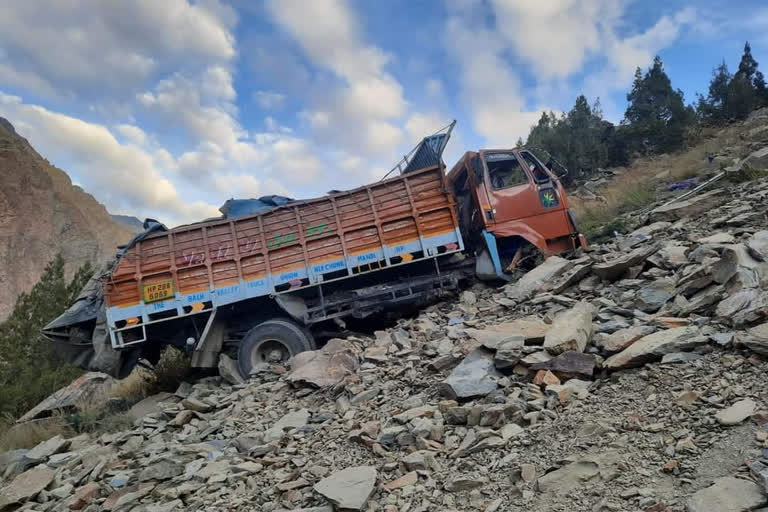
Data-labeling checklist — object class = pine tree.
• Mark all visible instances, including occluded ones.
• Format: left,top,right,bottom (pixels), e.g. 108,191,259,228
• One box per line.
755,70,768,103
727,73,755,120
697,61,732,124
624,56,693,154
525,96,619,183
0,255,92,417
737,41,759,81
725,41,765,119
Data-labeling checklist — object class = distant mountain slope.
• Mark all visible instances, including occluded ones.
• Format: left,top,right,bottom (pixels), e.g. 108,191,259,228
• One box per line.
111,214,144,233
0,117,133,319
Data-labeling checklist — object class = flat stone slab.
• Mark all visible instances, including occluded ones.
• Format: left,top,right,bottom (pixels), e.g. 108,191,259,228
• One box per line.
715,399,757,426
505,256,574,300
597,326,656,353
604,327,703,369
0,465,56,509
687,476,766,512
593,244,658,282
313,466,377,511
543,301,596,355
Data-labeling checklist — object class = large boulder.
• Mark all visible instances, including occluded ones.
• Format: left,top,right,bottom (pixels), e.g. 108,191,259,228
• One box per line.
287,339,359,388
593,244,658,282
543,301,596,355
603,327,704,369
493,337,525,369
439,348,502,399
505,256,574,300
628,221,671,238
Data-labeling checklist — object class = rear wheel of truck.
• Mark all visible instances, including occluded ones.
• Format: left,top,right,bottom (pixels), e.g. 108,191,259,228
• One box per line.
237,319,316,379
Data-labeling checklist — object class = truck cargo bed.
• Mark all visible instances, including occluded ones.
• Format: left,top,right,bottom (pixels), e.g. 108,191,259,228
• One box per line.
104,166,463,334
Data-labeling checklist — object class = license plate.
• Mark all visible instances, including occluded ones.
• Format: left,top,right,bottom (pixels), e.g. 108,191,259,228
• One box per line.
142,279,175,303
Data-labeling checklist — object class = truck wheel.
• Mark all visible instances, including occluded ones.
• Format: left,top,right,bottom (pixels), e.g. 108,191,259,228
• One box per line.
237,319,316,379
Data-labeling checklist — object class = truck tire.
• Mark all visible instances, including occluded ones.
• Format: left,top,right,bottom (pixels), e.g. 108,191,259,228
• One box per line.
237,318,316,379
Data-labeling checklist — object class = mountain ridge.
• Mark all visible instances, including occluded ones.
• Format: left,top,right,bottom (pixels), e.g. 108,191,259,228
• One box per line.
0,117,133,319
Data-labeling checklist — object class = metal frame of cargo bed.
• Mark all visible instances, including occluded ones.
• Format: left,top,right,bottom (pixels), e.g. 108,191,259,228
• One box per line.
105,165,465,349
107,258,464,350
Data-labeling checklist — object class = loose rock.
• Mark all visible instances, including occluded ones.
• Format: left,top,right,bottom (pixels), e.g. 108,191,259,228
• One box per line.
313,466,377,511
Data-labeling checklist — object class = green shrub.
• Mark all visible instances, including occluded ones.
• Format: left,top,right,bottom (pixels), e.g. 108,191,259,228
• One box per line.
0,415,74,451
149,346,191,393
0,255,92,419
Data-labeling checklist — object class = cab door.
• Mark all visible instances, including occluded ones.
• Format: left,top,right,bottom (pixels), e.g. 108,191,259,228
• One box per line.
478,151,541,226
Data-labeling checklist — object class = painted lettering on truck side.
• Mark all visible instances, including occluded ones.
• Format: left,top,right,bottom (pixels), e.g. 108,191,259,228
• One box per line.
312,260,345,273
216,285,240,297
356,252,377,263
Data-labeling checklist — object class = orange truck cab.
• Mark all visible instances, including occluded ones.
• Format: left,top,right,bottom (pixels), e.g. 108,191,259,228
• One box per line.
447,148,587,280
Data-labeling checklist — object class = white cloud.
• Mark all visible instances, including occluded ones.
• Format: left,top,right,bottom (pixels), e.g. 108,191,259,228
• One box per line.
405,113,445,141
266,0,407,156
444,9,546,145
270,137,323,183
425,79,443,99
490,0,623,79
582,7,698,121
0,92,219,226
445,0,697,143
138,67,265,174
114,124,148,147
214,174,292,199
254,90,287,110
0,0,236,99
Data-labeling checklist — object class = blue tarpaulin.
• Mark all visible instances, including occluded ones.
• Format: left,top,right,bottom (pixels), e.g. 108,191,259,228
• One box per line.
219,195,295,218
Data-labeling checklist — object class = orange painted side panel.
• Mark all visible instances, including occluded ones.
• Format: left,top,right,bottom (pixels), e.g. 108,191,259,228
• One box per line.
104,166,460,307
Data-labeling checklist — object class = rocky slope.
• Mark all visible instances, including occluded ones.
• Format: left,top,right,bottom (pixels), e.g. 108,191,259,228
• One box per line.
0,118,132,319
3,125,768,511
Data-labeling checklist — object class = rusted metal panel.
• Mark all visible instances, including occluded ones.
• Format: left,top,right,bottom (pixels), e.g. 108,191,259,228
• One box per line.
104,166,463,328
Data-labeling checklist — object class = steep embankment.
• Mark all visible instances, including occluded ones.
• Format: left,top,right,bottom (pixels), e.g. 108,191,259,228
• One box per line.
0,117,132,319
3,134,768,510
570,107,768,238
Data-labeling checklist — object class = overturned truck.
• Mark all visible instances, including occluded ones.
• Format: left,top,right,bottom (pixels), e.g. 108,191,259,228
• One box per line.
44,123,586,379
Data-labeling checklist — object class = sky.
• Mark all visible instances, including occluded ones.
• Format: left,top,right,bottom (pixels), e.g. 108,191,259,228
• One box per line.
1,0,767,227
